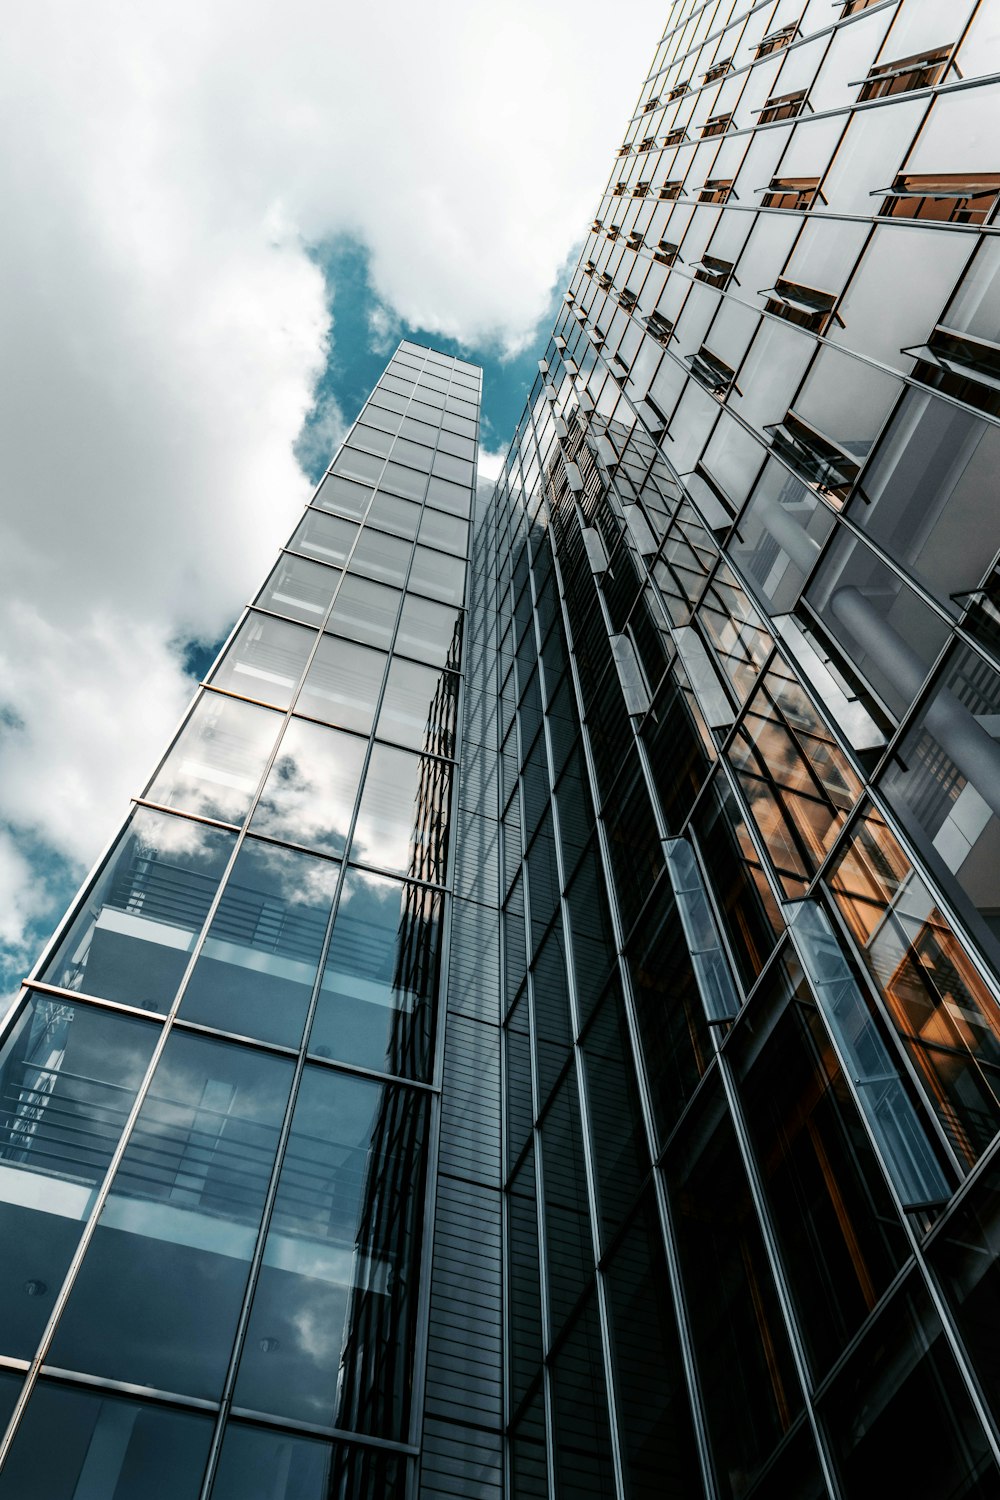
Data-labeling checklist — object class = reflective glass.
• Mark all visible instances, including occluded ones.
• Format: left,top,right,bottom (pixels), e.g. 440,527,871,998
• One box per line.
396,593,463,670
232,1066,427,1437
212,1424,405,1500
377,657,458,755
728,458,835,615
828,802,1000,1169
366,490,421,539
350,743,452,885
181,840,340,1047
0,1382,212,1500
425,475,471,516
42,809,236,1011
330,446,384,486
288,509,358,569
379,462,426,503
550,1294,616,1500
312,475,371,520
929,1152,1000,1419
311,868,442,1079
250,718,366,856
209,611,314,710
408,544,464,606
145,693,282,825
296,636,387,735
255,554,341,626
348,529,412,589
352,422,393,457
50,1034,293,1398
325,574,401,651
0,996,157,1359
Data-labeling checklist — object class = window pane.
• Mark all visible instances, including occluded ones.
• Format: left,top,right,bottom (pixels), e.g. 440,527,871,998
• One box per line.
311,869,442,1080
396,593,463,670
145,693,282,824
350,743,452,884
180,840,340,1047
50,1035,293,1398
212,1425,405,1500
417,506,469,556
0,996,157,1359
408,544,465,606
376,658,458,755
349,529,412,589
313,475,371,520
232,1067,428,1438
379,462,427,502
209,612,315,710
331,445,383,486
297,637,387,735
325,574,401,651
256,554,341,625
41,809,236,1011
250,718,366,856
0,1383,212,1500
367,491,421,539
288,510,358,569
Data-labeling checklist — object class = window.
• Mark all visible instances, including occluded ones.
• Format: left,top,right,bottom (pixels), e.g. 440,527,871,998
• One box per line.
765,411,860,504
858,46,953,101
878,173,1000,225
755,23,797,57
633,179,651,197
701,111,735,137
764,278,840,334
653,239,681,265
643,95,661,113
659,179,684,199
906,328,1000,417
668,80,690,101
703,57,732,84
636,136,657,154
645,311,675,345
758,89,807,123
663,126,688,146
761,177,822,210
687,346,737,396
692,254,734,290
698,178,734,204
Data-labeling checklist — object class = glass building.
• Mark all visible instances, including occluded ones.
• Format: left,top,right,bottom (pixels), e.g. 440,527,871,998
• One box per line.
7,0,1000,1495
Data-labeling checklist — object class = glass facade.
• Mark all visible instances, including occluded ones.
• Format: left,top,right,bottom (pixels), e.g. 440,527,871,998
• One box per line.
9,2,1000,1495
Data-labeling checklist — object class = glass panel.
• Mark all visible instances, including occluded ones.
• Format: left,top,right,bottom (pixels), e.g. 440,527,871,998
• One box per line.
50,1035,293,1398
806,528,950,721
408,544,465,606
0,996,157,1359
581,979,648,1242
353,422,393,457
550,1295,616,1500
852,390,1000,615
233,1067,428,1438
288,509,358,569
827,802,1000,1170
605,1193,701,1500
366,490,421,539
425,475,471,516
297,637,388,735
350,743,452,885
331,446,384,486
255,554,341,626
692,774,783,989
540,1069,592,1339
348,529,412,589
821,1278,998,1500
311,868,442,1080
508,1153,543,1416
41,809,236,1011
726,657,863,897
729,459,835,615
323,572,401,651
929,1152,1000,1421
733,951,908,1378
313,475,372,520
212,1424,404,1500
396,594,463,670
667,1080,801,1500
379,462,426,503
376,657,458,755
209,612,314,710
0,1382,212,1500
180,840,340,1047
250,718,366,857
145,693,281,825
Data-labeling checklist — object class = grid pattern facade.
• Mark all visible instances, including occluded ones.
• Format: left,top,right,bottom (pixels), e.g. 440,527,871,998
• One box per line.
489,1,1000,1496
0,342,481,1498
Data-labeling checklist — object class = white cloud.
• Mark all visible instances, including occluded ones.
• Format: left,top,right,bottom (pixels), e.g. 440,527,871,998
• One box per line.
0,0,664,964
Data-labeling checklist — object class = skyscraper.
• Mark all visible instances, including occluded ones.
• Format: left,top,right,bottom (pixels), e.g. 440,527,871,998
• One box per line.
4,1,1000,1497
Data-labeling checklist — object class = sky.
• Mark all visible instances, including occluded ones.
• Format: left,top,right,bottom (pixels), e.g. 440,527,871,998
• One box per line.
0,0,665,998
